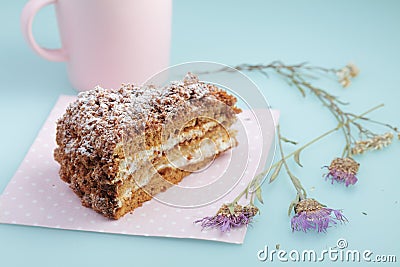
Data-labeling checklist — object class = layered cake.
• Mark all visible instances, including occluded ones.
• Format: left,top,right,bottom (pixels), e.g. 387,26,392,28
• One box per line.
54,73,241,219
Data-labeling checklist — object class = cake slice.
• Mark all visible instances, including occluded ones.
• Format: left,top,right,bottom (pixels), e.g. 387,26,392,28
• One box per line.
54,73,241,219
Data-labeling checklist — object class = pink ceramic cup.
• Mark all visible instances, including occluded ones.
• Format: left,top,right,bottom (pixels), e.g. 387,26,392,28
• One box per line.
21,0,172,91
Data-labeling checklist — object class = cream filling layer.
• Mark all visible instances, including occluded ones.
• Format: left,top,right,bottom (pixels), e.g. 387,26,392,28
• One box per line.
119,133,235,201
114,120,219,183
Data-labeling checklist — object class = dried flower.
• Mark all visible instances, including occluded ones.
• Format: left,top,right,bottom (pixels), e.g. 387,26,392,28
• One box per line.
339,76,351,88
194,203,259,232
291,198,347,232
352,132,394,155
347,63,360,78
336,63,359,88
325,157,359,186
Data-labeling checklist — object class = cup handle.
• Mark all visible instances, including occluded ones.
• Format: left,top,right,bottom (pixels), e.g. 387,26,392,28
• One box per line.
21,0,67,62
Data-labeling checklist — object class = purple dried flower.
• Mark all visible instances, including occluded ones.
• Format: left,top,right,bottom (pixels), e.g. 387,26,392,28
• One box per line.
195,203,259,232
325,157,359,186
291,198,347,233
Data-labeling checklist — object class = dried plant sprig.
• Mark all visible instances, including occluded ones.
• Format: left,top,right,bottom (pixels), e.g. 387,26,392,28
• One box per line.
276,124,347,233
195,61,399,233
221,61,400,158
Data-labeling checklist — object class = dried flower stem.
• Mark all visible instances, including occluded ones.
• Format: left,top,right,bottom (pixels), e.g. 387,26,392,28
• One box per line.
277,125,306,200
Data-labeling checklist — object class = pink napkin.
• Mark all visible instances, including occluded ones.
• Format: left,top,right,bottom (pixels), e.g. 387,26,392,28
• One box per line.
0,95,278,244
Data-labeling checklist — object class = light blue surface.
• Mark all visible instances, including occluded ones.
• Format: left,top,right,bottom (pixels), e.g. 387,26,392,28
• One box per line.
1,0,399,266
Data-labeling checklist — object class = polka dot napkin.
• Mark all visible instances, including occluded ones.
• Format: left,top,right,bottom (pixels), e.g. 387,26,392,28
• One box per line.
0,95,278,244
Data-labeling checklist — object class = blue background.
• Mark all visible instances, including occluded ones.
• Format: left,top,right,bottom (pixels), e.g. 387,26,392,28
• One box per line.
1,0,399,266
